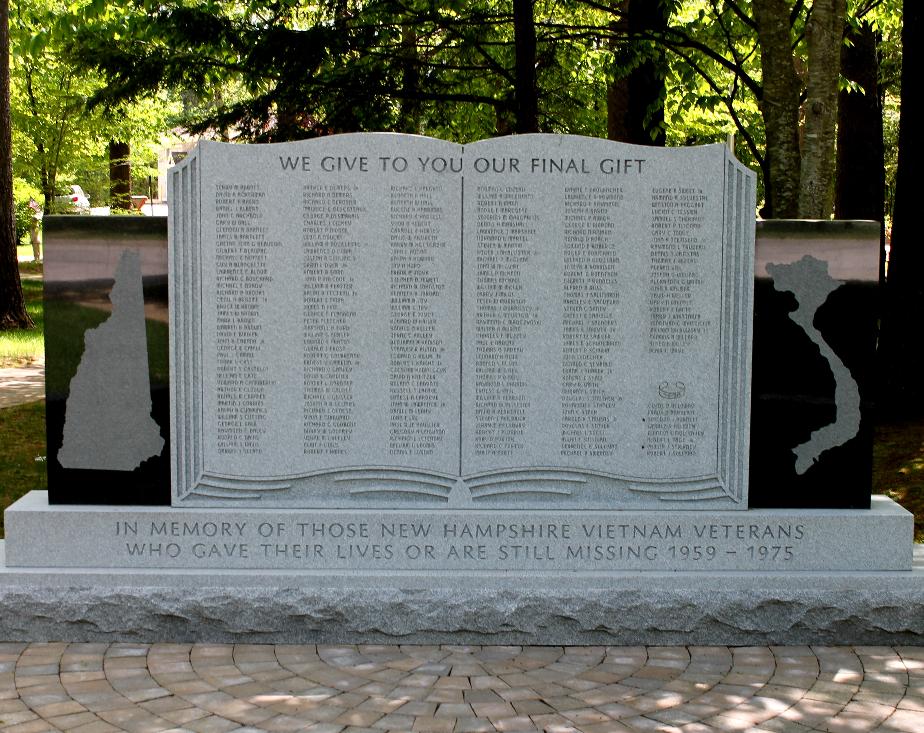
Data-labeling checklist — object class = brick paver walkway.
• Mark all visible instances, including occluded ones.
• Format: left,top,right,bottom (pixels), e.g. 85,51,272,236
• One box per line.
0,644,922,732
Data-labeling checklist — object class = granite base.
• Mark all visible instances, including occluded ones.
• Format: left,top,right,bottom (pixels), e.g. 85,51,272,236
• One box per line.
3,492,913,571
2,492,921,644
2,542,924,644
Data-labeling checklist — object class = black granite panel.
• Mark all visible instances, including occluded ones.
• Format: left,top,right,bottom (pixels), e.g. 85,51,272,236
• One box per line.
44,216,171,505
749,220,880,508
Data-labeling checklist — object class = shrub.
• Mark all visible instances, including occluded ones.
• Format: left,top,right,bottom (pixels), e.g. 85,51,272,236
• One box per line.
13,179,42,243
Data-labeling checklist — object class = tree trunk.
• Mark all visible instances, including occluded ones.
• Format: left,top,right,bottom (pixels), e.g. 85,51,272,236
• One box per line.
512,0,539,133
608,6,631,140
607,71,630,141
0,0,33,330
752,0,802,218
879,0,924,415
39,156,53,213
23,67,54,212
608,0,668,145
799,0,846,218
109,140,132,210
835,19,884,282
396,23,422,134
834,21,883,223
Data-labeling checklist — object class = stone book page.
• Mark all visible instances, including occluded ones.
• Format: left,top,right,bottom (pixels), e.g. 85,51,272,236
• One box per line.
171,136,463,503
461,137,726,482
459,137,748,509
170,134,754,509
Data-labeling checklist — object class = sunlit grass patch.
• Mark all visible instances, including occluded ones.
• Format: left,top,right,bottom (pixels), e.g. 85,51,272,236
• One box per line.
17,243,40,262
0,278,43,367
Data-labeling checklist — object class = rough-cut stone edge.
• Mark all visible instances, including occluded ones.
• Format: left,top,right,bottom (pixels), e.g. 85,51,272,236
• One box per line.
1,584,923,645
3,544,923,645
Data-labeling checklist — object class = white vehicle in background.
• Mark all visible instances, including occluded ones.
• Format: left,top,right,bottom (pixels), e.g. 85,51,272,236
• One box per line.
54,184,91,213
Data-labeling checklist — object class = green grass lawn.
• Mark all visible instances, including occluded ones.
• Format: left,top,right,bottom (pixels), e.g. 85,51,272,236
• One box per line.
0,400,46,538
0,277,44,366
17,243,40,262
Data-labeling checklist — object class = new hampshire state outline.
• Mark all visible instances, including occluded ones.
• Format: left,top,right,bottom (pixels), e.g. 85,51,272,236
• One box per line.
58,249,165,471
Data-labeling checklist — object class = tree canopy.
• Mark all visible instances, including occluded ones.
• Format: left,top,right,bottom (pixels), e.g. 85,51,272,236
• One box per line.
8,0,176,210
3,0,913,400
57,0,901,222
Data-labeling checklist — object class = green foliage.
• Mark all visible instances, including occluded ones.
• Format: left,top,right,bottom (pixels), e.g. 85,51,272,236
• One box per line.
655,0,901,216
47,0,901,222
883,90,900,225
12,179,42,243
8,0,178,209
62,0,613,141
657,1,769,205
862,0,903,224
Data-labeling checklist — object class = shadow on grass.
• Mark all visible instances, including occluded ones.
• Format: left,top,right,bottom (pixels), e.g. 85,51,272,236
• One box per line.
0,400,47,539
874,419,924,542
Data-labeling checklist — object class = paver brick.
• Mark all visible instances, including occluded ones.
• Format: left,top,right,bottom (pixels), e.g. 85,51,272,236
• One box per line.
0,644,917,733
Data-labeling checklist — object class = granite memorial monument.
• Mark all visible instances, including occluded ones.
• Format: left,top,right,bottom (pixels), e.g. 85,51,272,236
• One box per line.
2,134,918,644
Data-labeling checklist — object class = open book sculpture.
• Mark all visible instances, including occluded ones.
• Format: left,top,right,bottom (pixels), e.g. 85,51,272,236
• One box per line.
169,134,755,510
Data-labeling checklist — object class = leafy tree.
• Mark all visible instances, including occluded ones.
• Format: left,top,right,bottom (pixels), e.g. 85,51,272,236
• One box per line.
65,0,615,141
834,0,902,261
658,0,764,179
653,0,848,218
751,0,803,217
109,141,131,210
60,0,902,228
9,0,102,209
9,0,176,210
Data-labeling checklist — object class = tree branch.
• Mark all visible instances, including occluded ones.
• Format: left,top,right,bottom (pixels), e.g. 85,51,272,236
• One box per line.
670,46,764,167
721,0,758,32
658,27,762,97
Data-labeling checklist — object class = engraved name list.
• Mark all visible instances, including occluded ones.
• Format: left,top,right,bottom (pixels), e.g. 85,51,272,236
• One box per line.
170,134,754,510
